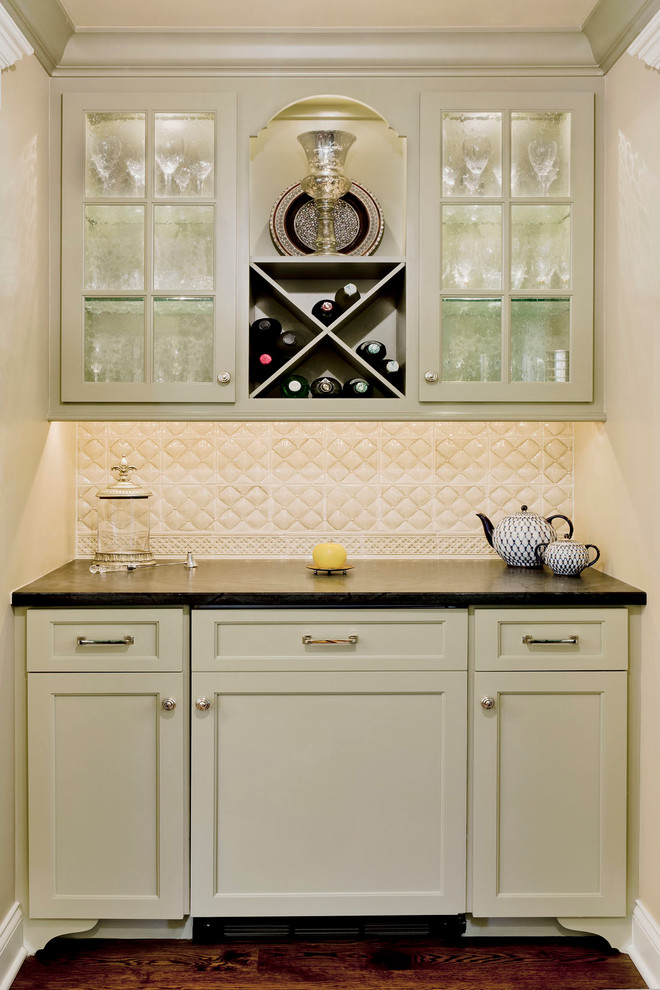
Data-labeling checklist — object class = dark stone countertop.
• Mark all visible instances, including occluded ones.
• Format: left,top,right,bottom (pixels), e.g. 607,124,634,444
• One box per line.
11,558,647,608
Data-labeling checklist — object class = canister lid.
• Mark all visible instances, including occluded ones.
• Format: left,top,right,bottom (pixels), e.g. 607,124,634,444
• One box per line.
96,457,152,499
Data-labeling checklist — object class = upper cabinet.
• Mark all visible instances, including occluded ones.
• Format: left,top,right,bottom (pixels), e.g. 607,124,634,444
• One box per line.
60,93,237,403
419,92,594,404
52,82,599,420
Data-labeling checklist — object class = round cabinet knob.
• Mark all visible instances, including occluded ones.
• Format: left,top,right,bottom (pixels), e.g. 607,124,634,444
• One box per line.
480,696,496,711
217,371,232,384
195,697,211,711
424,371,438,383
161,698,177,711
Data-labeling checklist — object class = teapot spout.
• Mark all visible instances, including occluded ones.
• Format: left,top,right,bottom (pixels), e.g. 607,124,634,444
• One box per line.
476,513,495,548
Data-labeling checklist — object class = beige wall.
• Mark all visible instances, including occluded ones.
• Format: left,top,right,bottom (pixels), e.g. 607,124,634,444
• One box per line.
0,56,75,919
575,52,660,924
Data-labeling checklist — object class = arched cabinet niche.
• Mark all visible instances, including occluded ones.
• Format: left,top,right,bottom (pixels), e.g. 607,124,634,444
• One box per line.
248,96,408,404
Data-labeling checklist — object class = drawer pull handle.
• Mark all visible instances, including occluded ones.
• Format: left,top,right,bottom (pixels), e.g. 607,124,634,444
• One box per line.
522,634,579,646
76,635,135,647
161,698,177,711
302,634,358,646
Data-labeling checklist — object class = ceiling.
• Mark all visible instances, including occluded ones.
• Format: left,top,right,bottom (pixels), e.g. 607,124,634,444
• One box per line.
57,0,599,31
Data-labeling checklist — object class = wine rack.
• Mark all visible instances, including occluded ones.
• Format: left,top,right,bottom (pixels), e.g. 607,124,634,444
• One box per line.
248,257,406,400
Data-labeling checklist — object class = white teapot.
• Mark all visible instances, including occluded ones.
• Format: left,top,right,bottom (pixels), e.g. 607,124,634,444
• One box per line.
535,535,600,577
477,505,573,568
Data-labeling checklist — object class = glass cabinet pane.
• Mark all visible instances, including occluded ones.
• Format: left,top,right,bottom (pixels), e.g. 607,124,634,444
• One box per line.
84,206,144,290
510,298,570,382
442,205,502,290
442,298,502,381
442,112,502,197
511,112,571,198
153,206,214,290
154,113,215,198
153,297,214,383
85,112,146,198
84,298,145,382
510,205,571,291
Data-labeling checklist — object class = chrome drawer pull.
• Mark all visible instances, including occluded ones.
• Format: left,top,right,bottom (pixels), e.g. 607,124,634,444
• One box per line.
76,635,135,647
522,634,579,646
302,634,358,646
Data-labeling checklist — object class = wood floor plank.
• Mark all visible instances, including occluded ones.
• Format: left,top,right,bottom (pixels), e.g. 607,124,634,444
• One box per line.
10,936,647,990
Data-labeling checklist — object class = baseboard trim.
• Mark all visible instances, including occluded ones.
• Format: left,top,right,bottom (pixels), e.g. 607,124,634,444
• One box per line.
630,900,660,988
0,903,26,990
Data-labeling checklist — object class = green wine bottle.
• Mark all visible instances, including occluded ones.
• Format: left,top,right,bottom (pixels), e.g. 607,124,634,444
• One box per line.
279,374,310,398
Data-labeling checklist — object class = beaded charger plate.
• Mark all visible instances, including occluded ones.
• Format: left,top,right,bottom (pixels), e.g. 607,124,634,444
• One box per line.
269,181,384,257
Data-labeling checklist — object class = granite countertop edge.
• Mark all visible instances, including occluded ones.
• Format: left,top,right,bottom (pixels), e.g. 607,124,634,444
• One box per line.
10,558,647,608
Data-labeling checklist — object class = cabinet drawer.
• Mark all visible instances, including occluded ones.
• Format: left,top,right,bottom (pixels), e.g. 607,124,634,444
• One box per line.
474,608,628,671
193,609,467,671
27,608,186,672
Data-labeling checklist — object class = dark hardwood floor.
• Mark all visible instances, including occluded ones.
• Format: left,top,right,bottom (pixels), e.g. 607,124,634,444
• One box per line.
10,936,646,990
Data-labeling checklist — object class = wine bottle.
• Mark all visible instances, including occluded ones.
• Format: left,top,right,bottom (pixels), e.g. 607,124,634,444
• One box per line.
275,330,302,357
249,317,282,344
250,351,279,382
380,358,404,390
356,339,387,366
310,375,342,397
342,376,373,397
280,374,310,398
334,283,361,310
311,299,337,325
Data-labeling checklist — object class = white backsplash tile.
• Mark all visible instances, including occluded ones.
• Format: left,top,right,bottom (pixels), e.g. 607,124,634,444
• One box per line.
76,422,574,558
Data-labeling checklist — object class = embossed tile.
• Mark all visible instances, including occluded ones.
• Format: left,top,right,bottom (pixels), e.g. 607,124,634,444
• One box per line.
326,437,379,483
543,438,573,485
380,485,434,531
271,486,325,531
216,438,270,483
434,421,489,438
108,437,162,483
435,485,487,532
490,437,542,485
77,422,108,441
160,485,217,532
271,436,325,482
217,422,272,438
77,487,99,533
272,421,327,438
487,486,544,518
216,485,269,531
543,422,574,437
381,437,434,483
326,485,380,532
542,485,574,521
161,421,217,438
107,421,162,439
77,438,108,484
162,438,216,483
380,422,434,440
489,422,544,437
435,437,488,484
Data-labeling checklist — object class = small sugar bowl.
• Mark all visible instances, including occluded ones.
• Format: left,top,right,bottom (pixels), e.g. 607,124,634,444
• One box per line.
535,535,600,577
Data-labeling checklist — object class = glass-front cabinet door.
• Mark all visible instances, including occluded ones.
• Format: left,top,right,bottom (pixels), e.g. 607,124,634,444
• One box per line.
419,92,594,403
61,94,236,402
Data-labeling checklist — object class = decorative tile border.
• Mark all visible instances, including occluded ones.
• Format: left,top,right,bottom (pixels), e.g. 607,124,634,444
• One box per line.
76,421,573,559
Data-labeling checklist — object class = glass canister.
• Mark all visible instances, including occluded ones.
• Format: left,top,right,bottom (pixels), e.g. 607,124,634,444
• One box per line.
94,456,154,564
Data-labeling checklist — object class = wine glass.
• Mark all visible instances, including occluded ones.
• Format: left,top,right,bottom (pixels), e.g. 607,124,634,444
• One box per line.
528,138,558,195
89,135,122,195
173,163,192,195
189,143,213,195
155,136,185,195
462,137,491,194
124,151,145,195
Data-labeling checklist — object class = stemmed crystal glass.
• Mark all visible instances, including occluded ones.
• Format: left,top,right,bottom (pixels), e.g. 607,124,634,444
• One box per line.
462,137,491,194
155,136,185,195
90,135,122,195
528,138,558,195
189,145,213,195
297,129,356,255
124,151,145,195
173,163,192,195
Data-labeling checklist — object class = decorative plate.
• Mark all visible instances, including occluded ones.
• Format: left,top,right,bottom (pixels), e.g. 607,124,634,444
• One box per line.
269,182,384,257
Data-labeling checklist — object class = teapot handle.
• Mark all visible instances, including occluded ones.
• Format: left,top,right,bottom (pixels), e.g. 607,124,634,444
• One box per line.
584,544,600,568
535,542,549,563
546,513,574,538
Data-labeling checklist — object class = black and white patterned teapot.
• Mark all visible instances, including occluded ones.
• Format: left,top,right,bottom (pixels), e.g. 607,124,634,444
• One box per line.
476,505,573,568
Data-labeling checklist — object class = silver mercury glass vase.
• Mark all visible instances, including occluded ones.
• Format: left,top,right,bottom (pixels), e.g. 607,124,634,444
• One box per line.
297,129,357,255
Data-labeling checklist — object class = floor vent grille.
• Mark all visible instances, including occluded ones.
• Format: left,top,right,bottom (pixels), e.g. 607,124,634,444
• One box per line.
193,915,466,943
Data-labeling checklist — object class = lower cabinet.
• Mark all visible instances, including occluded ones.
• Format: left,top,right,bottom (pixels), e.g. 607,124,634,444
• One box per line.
191,608,468,916
26,608,188,920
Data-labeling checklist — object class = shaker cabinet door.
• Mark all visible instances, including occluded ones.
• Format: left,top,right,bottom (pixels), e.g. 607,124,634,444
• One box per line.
471,670,627,917
60,92,236,403
28,672,188,919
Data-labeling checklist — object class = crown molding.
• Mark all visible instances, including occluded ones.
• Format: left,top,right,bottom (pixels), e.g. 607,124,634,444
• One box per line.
628,7,660,66
0,0,72,73
583,0,660,72
0,3,31,70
